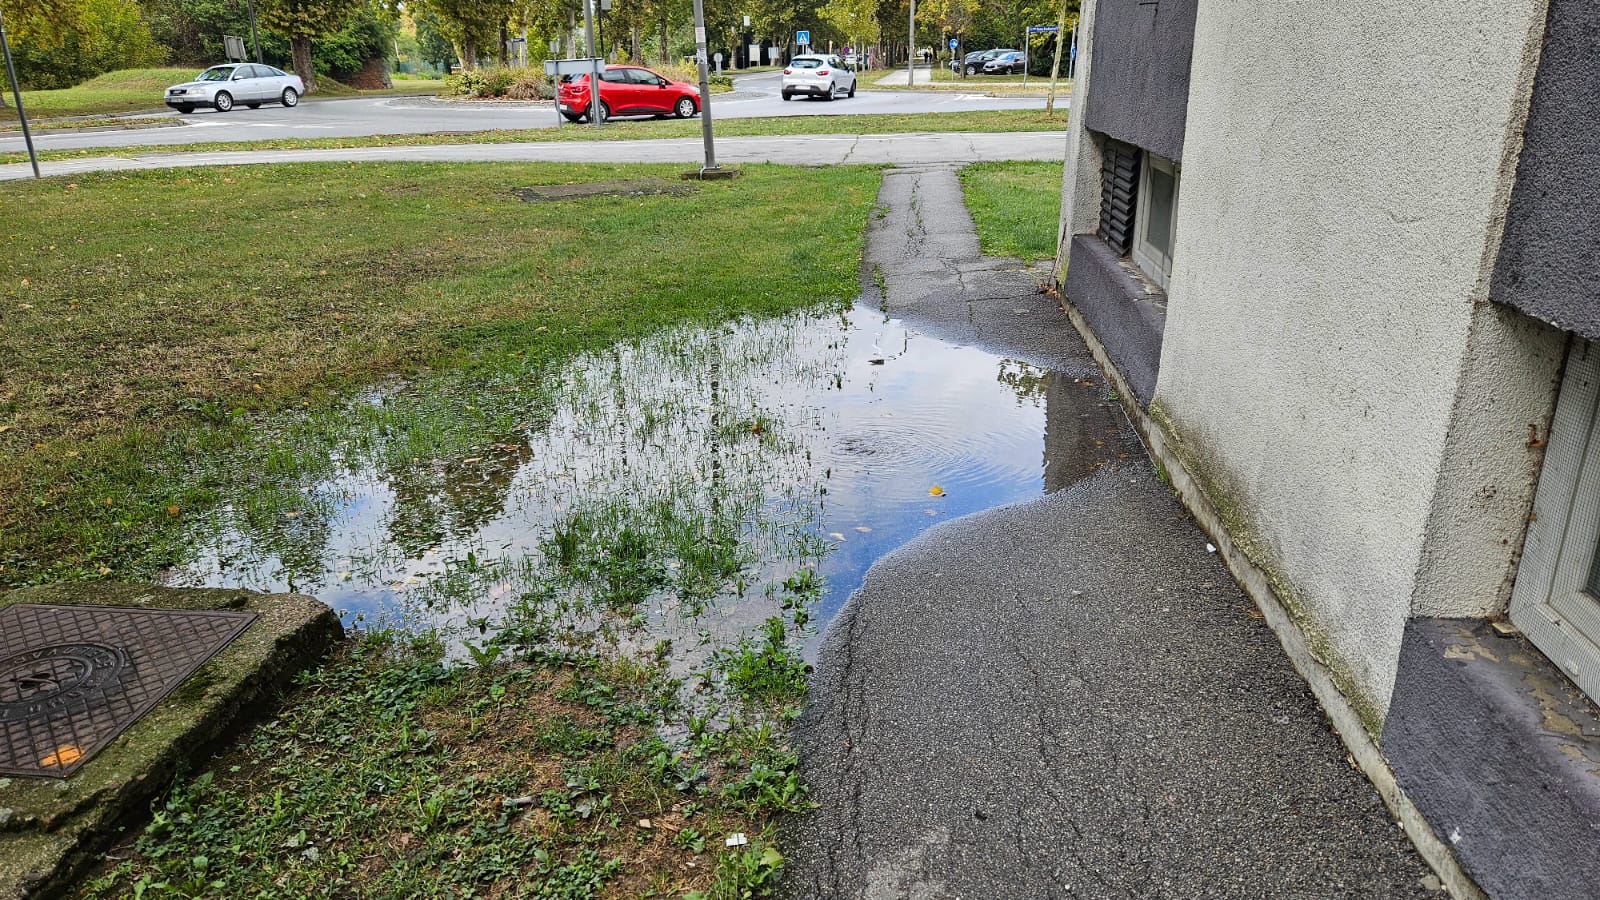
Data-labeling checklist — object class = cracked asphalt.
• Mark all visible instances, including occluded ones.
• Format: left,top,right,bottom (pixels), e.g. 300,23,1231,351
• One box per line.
780,166,1438,899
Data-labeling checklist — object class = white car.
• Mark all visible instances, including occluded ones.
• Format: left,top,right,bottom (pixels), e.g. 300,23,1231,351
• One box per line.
781,54,856,101
165,64,304,114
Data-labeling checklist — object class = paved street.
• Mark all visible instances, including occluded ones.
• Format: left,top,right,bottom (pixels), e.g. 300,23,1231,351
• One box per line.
0,131,1066,180
0,69,1049,156
782,165,1438,898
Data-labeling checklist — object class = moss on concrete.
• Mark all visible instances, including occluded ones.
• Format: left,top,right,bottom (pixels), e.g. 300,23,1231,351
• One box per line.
0,584,341,900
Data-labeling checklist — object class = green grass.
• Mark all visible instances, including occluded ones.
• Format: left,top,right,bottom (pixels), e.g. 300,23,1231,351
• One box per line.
0,67,443,122
0,108,1069,166
0,161,878,587
959,160,1064,263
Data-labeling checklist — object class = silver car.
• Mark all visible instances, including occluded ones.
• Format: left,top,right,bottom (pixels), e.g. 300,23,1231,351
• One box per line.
165,64,305,114
781,54,856,101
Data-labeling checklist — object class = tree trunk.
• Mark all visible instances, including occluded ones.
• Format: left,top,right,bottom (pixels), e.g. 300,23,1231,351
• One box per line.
631,22,640,62
462,35,478,70
291,36,318,94
498,24,509,66
659,18,668,63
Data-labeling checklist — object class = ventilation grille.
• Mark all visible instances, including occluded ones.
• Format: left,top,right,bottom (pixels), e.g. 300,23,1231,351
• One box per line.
1098,138,1140,255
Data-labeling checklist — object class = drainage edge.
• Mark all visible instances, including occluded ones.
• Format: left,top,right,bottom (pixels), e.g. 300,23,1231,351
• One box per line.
1055,295,1487,900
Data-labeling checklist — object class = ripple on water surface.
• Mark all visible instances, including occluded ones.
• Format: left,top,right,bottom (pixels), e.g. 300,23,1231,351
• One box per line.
169,303,1120,663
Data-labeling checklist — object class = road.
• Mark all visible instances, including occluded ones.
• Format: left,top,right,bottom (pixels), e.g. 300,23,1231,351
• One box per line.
0,69,1049,156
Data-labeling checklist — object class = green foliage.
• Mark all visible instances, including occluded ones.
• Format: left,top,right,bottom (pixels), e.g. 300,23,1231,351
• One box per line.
5,0,165,91
440,65,551,99
312,2,396,79
959,161,1064,263
712,617,809,706
260,0,364,40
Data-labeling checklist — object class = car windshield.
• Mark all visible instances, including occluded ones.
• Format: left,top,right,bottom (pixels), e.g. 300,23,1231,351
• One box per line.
791,58,824,69
196,67,234,81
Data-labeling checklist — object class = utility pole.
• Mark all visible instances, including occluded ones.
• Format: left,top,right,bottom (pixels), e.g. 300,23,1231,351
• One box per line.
582,0,601,128
0,4,39,179
907,0,916,86
245,0,263,63
690,0,719,171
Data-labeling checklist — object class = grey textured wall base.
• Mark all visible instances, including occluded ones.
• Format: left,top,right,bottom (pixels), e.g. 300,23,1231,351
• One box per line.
1062,234,1167,407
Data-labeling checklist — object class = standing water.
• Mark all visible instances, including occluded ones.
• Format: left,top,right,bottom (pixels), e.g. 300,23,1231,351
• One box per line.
169,302,1119,665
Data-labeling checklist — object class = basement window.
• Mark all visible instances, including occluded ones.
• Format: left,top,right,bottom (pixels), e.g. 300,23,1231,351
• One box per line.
1131,152,1180,290
1511,338,1600,702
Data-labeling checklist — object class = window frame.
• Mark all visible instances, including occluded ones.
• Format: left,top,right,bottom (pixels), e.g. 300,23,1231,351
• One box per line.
1131,151,1180,290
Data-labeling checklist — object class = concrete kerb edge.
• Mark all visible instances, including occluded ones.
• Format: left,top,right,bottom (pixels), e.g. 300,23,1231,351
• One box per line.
1055,297,1487,900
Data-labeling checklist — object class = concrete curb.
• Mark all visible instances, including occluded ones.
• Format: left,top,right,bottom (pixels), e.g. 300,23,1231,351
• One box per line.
0,584,343,900
1056,296,1488,900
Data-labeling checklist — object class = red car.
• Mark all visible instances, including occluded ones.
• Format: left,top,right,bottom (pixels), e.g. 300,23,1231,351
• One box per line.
557,65,700,123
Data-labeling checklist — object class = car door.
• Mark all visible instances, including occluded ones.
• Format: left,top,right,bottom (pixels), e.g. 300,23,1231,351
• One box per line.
625,68,667,113
598,68,632,115
230,65,261,102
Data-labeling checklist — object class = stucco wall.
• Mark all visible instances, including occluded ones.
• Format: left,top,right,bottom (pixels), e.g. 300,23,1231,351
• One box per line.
1153,0,1553,716
1491,0,1600,339
1079,0,1196,163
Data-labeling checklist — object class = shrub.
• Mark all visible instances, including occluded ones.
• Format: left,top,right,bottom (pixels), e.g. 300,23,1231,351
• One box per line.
442,67,553,100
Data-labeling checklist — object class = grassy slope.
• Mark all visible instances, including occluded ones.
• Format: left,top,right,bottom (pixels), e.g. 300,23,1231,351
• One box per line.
959,160,1065,263
0,108,1069,166
0,161,877,586
0,67,445,122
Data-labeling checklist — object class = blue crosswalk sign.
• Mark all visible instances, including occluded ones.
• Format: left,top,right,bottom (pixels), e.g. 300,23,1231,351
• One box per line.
797,30,810,45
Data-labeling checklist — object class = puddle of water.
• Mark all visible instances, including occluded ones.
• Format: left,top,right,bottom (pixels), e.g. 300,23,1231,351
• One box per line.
167,303,1117,670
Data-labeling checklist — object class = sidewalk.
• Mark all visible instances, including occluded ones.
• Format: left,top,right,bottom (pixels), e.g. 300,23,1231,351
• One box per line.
782,165,1439,897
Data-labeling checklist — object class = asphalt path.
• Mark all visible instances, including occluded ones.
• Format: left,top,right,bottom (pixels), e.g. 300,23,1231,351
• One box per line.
0,131,1066,181
0,69,1048,156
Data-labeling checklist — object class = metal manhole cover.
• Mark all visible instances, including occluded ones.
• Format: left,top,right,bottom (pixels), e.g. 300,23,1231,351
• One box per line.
0,604,256,778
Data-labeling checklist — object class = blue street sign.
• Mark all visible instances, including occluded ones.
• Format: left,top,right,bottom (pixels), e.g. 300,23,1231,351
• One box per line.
796,30,810,45
1027,25,1059,33
1070,43,1077,60
948,38,958,49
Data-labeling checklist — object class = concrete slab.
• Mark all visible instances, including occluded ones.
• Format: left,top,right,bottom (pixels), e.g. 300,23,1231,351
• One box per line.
0,584,341,900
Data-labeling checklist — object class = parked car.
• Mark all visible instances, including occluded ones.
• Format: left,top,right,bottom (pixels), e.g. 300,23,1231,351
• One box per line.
982,51,1027,75
165,64,303,113
557,65,700,123
781,54,857,101
957,48,1019,76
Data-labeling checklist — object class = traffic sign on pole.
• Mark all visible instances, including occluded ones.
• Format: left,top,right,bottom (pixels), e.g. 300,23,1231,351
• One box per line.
796,30,810,46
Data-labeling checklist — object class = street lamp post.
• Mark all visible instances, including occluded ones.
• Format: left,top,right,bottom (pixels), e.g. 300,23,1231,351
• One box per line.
907,0,916,86
245,0,263,63
690,0,719,171
0,4,39,179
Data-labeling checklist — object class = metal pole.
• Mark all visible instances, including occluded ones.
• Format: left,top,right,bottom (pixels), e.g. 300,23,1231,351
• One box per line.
907,0,915,86
690,0,717,170
0,6,39,179
582,0,601,128
1021,27,1029,88
1045,4,1068,112
246,0,263,63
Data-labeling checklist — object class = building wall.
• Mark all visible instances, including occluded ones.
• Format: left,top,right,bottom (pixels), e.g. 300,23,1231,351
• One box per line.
1152,0,1555,717
1079,0,1196,163
1492,0,1600,338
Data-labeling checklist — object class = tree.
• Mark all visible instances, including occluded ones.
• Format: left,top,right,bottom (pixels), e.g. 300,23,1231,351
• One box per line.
413,8,455,71
260,0,364,93
415,0,508,70
819,0,879,55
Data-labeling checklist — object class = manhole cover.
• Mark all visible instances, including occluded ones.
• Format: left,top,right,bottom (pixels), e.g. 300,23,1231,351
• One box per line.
0,604,255,778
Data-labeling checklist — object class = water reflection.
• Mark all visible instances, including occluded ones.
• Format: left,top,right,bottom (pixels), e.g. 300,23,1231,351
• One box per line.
170,304,1119,659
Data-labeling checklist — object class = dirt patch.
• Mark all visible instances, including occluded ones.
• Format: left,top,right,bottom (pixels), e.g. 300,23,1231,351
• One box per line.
512,180,700,202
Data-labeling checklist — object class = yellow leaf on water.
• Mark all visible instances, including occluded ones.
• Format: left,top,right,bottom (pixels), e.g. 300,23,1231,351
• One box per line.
40,744,84,767
928,485,946,497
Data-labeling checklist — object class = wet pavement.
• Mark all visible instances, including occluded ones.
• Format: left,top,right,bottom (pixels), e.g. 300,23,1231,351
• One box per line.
781,166,1438,898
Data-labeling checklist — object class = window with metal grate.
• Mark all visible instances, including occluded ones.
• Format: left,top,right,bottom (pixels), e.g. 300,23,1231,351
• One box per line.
1098,137,1140,255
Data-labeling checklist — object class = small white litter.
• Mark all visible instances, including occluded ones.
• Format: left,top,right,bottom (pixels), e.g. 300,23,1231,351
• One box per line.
1206,543,1217,553
726,833,749,848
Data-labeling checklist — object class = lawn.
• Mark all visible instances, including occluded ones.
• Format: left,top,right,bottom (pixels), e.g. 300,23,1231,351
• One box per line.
960,160,1065,262
0,107,1070,166
0,160,880,897
0,67,445,122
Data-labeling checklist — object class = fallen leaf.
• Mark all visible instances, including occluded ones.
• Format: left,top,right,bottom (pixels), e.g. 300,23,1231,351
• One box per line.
166,505,181,516
928,485,945,497
827,532,846,541
854,526,872,533
39,745,84,767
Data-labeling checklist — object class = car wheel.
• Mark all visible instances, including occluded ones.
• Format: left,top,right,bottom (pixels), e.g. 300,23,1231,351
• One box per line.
214,91,233,112
281,87,299,107
175,105,194,114
592,101,610,123
965,64,978,75
824,81,836,101
847,81,856,98
781,91,792,101
562,113,583,123
674,96,696,118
